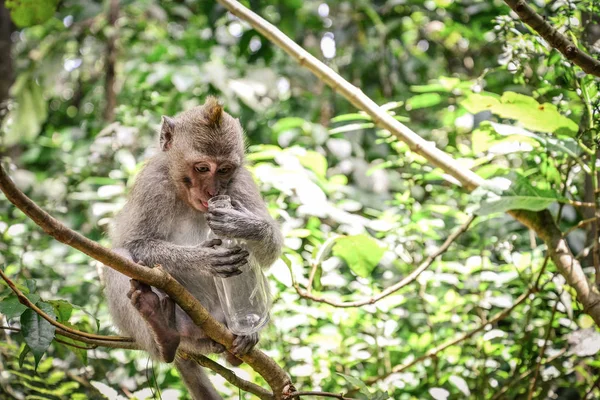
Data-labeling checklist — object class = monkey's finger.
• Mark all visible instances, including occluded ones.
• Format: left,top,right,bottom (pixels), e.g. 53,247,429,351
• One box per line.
131,279,152,293
208,208,236,217
232,333,259,355
128,279,142,297
214,246,247,257
212,265,243,278
212,251,249,266
206,220,233,232
202,238,222,248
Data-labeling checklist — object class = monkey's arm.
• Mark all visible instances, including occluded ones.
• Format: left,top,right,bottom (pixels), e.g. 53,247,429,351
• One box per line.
208,168,282,268
125,238,248,280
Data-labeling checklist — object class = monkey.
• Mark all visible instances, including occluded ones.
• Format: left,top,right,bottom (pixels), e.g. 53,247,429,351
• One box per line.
102,97,283,400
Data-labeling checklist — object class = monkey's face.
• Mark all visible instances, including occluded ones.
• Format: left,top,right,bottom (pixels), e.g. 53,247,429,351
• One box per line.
176,157,238,212
160,97,245,211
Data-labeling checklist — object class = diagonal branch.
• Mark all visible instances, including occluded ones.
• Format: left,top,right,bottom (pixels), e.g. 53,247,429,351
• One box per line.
294,215,475,307
214,0,600,328
503,0,600,78
0,164,293,399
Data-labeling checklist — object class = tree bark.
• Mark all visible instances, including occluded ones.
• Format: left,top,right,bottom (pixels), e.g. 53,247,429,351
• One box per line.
0,0,13,124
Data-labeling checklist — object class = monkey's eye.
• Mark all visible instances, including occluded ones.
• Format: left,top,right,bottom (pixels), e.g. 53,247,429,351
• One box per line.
218,167,231,174
194,165,210,173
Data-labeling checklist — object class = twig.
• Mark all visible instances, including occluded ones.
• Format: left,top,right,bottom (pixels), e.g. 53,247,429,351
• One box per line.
55,337,97,350
563,217,596,237
526,292,559,400
55,330,140,349
489,348,567,400
568,200,596,208
503,0,600,77
0,325,128,350
306,235,339,294
295,215,475,307
366,288,532,384
0,325,19,332
0,267,132,342
585,374,600,399
185,352,274,400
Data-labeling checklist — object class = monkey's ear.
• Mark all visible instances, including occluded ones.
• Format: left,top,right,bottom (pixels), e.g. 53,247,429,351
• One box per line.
203,97,223,127
160,116,175,151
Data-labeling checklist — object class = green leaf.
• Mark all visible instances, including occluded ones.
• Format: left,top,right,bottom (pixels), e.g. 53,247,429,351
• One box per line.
371,391,391,400
489,122,582,158
332,235,385,278
56,336,88,365
48,300,73,323
0,296,28,319
548,49,562,66
472,175,565,216
247,145,282,161
463,92,578,136
337,373,370,395
493,92,578,136
462,93,501,114
5,0,59,27
329,122,374,134
20,302,56,369
331,113,371,123
272,117,308,134
2,79,48,145
406,93,443,110
296,150,327,178
18,344,31,368
25,279,37,294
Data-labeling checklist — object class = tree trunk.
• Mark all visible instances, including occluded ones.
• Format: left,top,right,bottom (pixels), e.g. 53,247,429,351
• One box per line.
0,0,13,121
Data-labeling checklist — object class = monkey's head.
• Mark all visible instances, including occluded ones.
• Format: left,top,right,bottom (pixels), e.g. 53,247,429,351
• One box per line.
160,97,245,212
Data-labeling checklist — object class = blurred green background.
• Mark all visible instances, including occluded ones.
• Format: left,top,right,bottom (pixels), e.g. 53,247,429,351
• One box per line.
1,0,600,399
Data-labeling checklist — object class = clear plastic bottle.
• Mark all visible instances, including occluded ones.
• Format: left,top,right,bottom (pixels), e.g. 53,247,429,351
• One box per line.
207,195,271,335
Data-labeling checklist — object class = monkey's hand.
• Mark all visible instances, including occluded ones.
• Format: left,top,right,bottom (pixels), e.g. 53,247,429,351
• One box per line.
207,205,268,241
197,239,249,278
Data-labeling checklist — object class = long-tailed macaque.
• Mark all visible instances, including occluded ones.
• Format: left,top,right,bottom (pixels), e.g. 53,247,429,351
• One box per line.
103,97,282,400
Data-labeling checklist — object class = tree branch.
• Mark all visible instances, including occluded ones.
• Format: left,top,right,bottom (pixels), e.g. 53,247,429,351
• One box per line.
0,164,293,399
215,0,600,328
185,352,274,400
294,215,475,307
103,0,119,122
503,0,600,78
0,325,271,399
0,267,132,342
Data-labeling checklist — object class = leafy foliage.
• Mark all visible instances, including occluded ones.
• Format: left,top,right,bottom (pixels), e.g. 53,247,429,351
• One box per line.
0,0,599,399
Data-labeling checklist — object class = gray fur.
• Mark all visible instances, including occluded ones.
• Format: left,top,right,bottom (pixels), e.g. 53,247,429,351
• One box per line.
103,99,283,400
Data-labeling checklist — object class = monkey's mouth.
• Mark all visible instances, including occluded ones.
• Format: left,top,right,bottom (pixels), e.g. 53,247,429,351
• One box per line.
189,196,209,212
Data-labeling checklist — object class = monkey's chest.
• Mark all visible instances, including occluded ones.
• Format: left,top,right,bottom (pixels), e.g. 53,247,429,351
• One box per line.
168,214,209,246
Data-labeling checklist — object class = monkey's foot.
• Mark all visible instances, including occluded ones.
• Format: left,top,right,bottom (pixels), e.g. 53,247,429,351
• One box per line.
231,333,259,356
127,280,181,363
